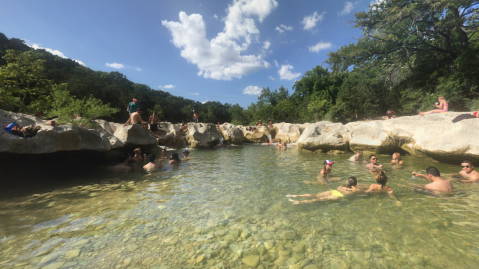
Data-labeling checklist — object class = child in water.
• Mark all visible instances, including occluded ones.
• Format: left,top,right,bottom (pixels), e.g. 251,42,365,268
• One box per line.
366,170,402,206
390,152,404,165
287,177,362,204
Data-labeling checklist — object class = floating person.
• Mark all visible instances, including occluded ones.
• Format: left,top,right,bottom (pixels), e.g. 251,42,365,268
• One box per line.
419,95,449,115
390,152,404,165
349,150,364,162
365,155,383,170
127,98,140,116
143,154,162,174
110,154,132,173
365,170,402,205
169,153,181,165
182,150,191,159
411,167,453,194
454,161,479,183
131,148,143,163
287,177,363,204
159,148,170,159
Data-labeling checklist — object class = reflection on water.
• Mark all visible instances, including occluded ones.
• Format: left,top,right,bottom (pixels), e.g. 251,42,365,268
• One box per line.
1,146,479,268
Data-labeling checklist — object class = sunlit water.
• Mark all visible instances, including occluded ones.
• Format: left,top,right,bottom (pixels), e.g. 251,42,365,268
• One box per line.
1,145,479,269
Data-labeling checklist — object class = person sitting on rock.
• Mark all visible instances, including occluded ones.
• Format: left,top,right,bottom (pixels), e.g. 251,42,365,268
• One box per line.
125,108,148,130
253,127,258,132
365,155,383,170
131,148,143,163
143,154,162,174
348,150,363,162
268,118,273,128
411,167,453,195
169,153,181,166
366,170,402,206
386,111,397,119
390,152,404,165
110,154,132,173
287,177,363,204
419,95,449,115
180,121,188,131
454,160,479,183
475,111,479,118
216,122,221,129
159,148,170,159
255,120,263,126
182,150,191,159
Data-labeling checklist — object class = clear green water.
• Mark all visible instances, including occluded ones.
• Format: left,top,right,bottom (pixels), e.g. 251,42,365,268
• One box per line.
1,145,479,269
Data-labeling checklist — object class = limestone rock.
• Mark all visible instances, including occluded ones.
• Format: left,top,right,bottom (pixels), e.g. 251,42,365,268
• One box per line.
242,255,260,267
186,123,219,148
297,121,350,152
278,230,296,240
274,123,302,143
240,126,272,143
218,123,244,144
113,124,157,146
154,122,184,149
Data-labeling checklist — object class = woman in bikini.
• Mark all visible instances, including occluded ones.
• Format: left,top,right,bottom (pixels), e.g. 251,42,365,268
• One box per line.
287,177,362,204
365,170,402,206
419,95,448,115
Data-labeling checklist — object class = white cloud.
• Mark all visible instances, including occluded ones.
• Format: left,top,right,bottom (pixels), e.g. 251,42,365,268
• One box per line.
136,67,142,71
29,43,86,66
163,84,175,89
243,85,262,95
263,41,271,50
162,0,278,81
202,100,209,104
339,2,354,15
273,59,278,67
275,24,293,33
302,11,326,31
105,62,125,69
214,14,218,19
268,76,275,80
191,93,200,95
278,64,301,80
309,42,332,53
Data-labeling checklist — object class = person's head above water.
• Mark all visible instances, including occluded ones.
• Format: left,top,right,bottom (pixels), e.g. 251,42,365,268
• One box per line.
426,166,440,177
182,150,189,157
324,160,334,166
148,154,156,163
461,160,474,173
373,170,388,185
393,152,401,160
161,148,167,154
346,176,358,188
356,150,363,156
369,155,377,163
170,153,180,161
134,148,141,155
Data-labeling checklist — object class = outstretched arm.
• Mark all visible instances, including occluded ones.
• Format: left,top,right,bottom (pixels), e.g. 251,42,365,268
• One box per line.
412,172,431,181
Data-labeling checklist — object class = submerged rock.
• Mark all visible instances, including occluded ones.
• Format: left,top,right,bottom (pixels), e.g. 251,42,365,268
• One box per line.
242,255,260,267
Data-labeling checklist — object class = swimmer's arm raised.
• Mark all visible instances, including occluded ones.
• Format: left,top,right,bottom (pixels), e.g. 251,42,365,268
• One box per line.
412,172,431,182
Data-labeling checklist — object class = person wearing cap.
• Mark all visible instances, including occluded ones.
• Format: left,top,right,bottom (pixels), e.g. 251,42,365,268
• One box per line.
110,154,132,173
303,160,341,185
193,110,199,123
127,98,140,116
454,160,479,183
319,160,334,177
365,155,383,170
182,150,191,159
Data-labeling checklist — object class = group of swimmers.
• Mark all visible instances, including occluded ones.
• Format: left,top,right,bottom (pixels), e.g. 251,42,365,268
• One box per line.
110,147,191,174
287,150,479,205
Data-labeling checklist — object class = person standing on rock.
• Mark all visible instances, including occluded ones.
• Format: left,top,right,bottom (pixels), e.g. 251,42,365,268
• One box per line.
349,150,364,162
127,98,140,116
454,161,479,183
110,154,132,173
411,167,453,195
365,155,383,170
193,110,199,123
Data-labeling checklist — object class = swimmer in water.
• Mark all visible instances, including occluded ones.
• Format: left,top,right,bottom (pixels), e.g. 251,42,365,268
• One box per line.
182,150,191,159
110,154,132,173
143,154,162,174
276,139,283,148
282,142,287,149
304,160,341,184
287,177,363,204
365,155,383,170
348,150,363,162
131,148,143,163
159,148,170,159
411,167,453,194
454,160,479,183
390,152,404,165
169,152,181,166
365,170,402,206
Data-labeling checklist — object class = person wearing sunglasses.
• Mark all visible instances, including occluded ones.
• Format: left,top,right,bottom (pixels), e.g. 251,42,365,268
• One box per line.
456,161,479,183
365,155,383,170
411,167,453,194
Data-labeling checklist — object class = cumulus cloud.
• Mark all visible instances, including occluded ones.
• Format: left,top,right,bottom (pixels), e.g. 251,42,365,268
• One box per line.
162,0,278,80
278,64,301,80
105,62,125,69
214,14,218,19
29,43,86,66
339,2,354,15
302,11,326,31
309,42,332,53
273,59,278,67
268,76,275,80
161,84,176,89
263,41,271,50
190,93,200,95
136,67,142,71
275,24,293,33
243,85,262,95
202,100,210,104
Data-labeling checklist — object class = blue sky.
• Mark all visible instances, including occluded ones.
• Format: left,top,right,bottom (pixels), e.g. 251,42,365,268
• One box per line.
0,0,378,107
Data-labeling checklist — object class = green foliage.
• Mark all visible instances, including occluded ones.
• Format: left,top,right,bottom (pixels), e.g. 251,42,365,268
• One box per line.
44,84,119,128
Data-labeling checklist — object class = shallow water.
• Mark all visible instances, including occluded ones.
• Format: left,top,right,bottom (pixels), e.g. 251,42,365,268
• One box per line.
1,145,479,269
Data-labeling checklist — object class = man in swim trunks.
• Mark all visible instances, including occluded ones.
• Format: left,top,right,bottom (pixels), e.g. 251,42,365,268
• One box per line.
365,155,383,170
193,110,199,123
411,167,453,194
456,161,479,183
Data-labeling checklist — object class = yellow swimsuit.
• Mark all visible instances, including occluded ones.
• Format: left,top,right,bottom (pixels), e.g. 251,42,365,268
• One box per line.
331,190,344,197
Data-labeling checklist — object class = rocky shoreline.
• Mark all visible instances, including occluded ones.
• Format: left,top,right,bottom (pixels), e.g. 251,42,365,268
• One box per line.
1,110,478,164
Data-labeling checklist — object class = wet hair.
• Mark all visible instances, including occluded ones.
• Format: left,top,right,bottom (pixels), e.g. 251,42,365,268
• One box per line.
161,148,167,153
393,152,401,160
148,154,156,163
462,160,473,167
134,148,141,154
426,167,441,177
369,155,376,160
347,176,357,188
171,153,180,161
373,170,388,186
